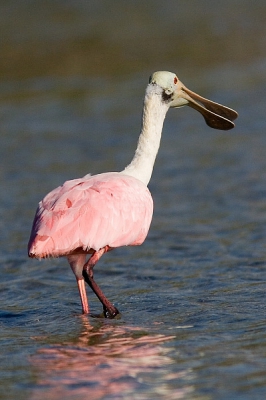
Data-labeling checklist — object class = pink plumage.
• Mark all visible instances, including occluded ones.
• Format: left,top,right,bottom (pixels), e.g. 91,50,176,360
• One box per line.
29,172,153,258
28,71,237,318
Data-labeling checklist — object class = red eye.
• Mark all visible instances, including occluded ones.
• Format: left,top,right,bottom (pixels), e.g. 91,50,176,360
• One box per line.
174,77,178,84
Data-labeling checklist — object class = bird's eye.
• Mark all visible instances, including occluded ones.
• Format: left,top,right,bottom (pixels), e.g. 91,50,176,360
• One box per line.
174,77,178,84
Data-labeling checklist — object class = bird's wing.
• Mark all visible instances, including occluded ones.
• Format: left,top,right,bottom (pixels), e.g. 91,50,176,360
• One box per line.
28,173,153,258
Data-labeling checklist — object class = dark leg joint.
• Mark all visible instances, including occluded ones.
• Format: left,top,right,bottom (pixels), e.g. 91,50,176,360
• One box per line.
83,263,120,319
103,304,120,319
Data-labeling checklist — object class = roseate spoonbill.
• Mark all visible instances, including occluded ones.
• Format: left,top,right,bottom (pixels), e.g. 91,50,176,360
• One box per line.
28,71,238,318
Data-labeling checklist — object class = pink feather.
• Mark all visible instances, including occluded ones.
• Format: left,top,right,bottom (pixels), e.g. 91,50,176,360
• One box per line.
28,172,153,258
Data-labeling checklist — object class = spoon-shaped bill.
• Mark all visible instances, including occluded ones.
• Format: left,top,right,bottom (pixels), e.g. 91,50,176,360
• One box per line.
172,82,238,131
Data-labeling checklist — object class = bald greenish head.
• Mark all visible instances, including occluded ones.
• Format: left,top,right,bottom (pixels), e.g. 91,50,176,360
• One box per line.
148,71,238,130
149,71,178,95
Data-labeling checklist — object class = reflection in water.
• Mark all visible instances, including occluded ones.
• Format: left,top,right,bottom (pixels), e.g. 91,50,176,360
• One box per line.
30,317,191,399
0,0,265,398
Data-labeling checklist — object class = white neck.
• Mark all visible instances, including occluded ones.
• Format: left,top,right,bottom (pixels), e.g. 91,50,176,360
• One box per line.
121,85,169,186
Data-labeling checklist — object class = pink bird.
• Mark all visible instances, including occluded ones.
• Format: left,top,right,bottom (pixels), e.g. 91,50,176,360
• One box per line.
28,71,238,318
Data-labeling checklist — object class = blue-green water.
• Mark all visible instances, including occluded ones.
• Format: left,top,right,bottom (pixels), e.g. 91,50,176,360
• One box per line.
1,1,266,399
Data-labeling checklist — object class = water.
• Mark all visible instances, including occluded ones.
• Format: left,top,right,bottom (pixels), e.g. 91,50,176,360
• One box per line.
1,1,266,399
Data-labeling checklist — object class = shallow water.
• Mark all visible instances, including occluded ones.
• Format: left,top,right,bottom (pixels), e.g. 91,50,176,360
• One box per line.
1,1,266,399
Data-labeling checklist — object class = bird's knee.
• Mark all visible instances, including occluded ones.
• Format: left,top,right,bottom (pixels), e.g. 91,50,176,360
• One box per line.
83,263,94,280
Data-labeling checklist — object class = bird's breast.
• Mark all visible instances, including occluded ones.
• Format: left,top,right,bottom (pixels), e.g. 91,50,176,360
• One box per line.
28,172,153,258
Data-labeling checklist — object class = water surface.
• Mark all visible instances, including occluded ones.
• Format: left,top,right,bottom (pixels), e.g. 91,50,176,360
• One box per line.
1,1,266,399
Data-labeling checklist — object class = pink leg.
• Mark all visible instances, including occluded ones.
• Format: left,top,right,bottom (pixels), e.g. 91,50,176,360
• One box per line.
67,254,89,314
77,278,89,314
82,248,120,319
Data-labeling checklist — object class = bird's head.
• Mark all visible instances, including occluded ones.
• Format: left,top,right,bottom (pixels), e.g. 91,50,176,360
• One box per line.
149,71,238,130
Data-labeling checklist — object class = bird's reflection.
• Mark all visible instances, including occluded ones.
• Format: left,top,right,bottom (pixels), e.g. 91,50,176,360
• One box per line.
30,317,192,399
